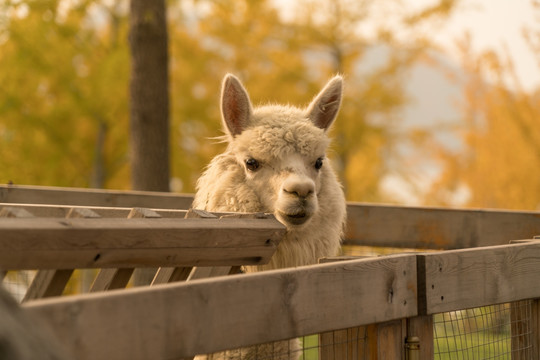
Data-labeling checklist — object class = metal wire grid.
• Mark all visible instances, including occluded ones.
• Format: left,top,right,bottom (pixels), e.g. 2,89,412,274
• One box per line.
199,331,368,360
434,300,533,360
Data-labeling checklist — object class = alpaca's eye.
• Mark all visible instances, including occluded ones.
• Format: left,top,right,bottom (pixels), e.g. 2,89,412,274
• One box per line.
315,157,324,170
245,158,260,171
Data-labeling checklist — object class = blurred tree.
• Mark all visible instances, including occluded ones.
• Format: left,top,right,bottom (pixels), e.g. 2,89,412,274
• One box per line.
0,0,130,188
0,0,458,204
128,0,170,192
427,36,540,210
167,0,459,200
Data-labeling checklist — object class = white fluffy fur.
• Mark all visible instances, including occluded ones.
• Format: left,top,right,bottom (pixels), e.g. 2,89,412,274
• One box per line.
193,74,347,359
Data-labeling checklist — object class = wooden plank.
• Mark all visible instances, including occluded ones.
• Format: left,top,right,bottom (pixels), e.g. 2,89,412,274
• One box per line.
151,267,192,284
321,320,404,360
6,184,540,250
319,326,367,360
532,299,540,359
421,241,540,314
511,300,534,360
0,206,35,218
0,184,193,209
0,286,70,360
150,208,216,285
91,208,164,290
22,208,101,301
184,208,217,219
318,255,369,360
0,203,189,218
127,208,161,286
407,315,434,360
187,266,232,280
0,217,284,269
89,268,134,292
23,255,418,360
345,202,540,249
22,270,73,302
376,320,403,359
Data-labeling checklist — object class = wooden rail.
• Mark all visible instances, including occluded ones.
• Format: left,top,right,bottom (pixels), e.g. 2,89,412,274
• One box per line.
20,240,540,360
3,184,540,249
0,184,193,209
419,240,540,315
346,203,540,249
0,203,285,302
24,255,418,360
0,216,283,269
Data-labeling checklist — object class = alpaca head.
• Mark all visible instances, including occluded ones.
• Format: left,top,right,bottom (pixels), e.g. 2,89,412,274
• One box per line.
219,74,343,228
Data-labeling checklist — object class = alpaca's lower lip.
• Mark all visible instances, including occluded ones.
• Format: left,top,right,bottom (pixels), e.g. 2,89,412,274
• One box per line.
277,211,310,225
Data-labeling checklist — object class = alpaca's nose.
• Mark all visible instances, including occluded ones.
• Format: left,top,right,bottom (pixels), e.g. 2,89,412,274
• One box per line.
282,178,315,199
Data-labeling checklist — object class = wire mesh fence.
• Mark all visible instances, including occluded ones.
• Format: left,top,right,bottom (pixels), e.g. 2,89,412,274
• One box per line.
434,300,534,360
195,332,369,360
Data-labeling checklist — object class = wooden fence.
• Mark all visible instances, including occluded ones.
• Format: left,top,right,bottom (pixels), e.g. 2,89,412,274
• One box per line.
4,184,540,249
1,184,540,359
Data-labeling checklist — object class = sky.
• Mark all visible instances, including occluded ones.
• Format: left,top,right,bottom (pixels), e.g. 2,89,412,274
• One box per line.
417,0,540,91
272,0,540,90
376,0,540,204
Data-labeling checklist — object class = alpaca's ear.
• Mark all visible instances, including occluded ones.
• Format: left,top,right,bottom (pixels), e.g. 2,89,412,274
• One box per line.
221,74,252,137
306,76,343,131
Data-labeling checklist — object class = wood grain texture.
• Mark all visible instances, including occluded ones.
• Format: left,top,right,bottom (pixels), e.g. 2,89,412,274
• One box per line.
0,184,193,209
0,203,189,218
22,270,74,302
89,268,134,292
0,217,284,269
319,326,367,360
532,300,540,359
346,202,540,249
510,300,533,360
407,315,434,359
421,241,540,314
151,266,192,284
5,185,540,250
0,286,70,360
22,207,100,301
23,255,417,360
376,320,404,360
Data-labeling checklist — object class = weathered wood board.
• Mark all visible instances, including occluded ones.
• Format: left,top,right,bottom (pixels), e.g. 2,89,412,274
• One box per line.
23,255,417,360
0,184,193,209
4,185,540,250
0,287,69,360
346,202,540,249
0,217,284,269
419,240,540,314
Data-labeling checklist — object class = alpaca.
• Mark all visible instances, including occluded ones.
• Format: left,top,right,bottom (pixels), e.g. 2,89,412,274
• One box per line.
192,74,347,359
194,74,347,270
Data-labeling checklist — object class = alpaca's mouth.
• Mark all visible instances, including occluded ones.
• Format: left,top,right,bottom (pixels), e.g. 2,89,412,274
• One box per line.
277,210,311,226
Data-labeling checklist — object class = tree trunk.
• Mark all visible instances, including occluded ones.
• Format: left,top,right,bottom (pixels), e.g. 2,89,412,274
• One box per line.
128,0,170,193
128,0,170,286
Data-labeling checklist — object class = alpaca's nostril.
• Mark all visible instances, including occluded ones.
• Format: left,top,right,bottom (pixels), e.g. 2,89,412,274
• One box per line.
283,184,314,199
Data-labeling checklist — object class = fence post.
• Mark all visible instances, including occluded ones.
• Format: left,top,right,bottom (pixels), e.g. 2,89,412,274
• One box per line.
406,315,434,360
319,326,368,359
511,300,533,360
533,299,540,360
319,320,405,360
